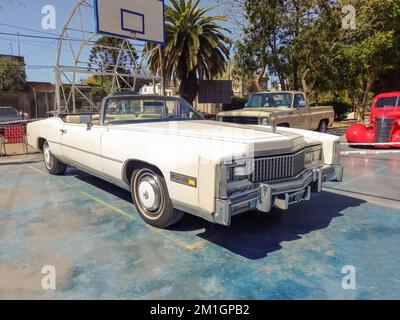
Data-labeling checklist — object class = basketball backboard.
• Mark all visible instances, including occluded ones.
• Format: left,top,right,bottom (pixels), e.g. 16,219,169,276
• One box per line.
94,0,165,45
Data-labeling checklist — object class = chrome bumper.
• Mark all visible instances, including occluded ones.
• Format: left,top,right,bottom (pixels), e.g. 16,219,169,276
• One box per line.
213,164,343,226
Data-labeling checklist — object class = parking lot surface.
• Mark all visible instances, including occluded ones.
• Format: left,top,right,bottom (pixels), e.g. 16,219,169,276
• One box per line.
1,150,400,300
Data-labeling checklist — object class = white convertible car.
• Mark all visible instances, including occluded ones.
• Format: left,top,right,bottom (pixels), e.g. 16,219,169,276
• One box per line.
27,93,343,228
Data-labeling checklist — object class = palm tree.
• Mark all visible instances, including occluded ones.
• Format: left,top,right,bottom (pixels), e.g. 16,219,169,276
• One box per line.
144,0,231,105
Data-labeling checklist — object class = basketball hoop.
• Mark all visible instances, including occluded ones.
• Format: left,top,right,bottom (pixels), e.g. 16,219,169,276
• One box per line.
55,0,165,115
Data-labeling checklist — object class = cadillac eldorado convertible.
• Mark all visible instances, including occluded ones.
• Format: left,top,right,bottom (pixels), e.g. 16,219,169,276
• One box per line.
27,93,343,228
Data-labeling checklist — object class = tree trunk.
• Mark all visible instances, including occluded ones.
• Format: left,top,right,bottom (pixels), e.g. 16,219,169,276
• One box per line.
179,70,198,106
356,72,377,122
301,68,311,97
253,79,264,92
293,61,299,90
254,64,267,92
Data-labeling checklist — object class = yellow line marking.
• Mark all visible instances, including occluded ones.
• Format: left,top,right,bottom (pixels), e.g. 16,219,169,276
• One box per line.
23,163,47,175
19,160,209,250
56,180,71,188
184,240,206,250
78,190,136,221
19,160,135,221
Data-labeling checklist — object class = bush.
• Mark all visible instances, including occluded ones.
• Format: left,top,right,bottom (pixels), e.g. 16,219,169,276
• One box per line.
0,57,27,92
311,100,353,121
223,96,248,111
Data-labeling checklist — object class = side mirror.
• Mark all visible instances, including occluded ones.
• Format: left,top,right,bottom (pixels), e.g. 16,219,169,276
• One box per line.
80,114,93,130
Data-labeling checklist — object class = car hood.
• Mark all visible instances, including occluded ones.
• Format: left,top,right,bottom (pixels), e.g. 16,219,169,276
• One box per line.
0,116,22,124
218,108,289,118
110,120,318,159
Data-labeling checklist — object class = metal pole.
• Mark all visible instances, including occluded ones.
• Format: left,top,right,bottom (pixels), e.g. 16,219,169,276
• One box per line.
17,32,21,56
31,86,38,119
159,45,166,95
55,0,86,114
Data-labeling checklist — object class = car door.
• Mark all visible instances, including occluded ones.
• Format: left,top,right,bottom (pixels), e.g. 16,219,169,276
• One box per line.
293,94,312,130
60,115,106,173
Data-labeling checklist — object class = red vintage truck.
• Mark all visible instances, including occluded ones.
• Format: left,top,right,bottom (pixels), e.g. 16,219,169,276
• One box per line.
346,92,400,148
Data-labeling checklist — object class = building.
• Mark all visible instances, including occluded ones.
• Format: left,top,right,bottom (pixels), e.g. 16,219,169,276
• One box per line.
0,54,56,119
0,54,25,64
140,84,179,97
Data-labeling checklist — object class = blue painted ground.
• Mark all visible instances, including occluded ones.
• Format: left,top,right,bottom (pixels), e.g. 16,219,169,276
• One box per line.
0,154,399,299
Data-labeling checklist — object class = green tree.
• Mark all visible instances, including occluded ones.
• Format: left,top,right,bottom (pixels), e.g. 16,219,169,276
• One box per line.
0,57,27,92
233,0,400,120
233,0,318,92
88,36,139,92
144,0,231,105
332,0,400,120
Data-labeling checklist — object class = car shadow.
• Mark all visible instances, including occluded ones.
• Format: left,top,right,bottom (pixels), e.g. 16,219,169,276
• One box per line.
66,167,133,202
172,192,364,259
67,167,365,260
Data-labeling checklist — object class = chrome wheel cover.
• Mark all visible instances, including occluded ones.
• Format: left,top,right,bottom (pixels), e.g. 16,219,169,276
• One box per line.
43,143,53,169
136,172,162,214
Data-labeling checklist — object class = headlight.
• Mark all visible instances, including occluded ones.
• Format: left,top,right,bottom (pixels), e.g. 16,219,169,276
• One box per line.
217,117,224,122
305,147,323,166
233,165,247,177
258,118,269,126
227,162,250,182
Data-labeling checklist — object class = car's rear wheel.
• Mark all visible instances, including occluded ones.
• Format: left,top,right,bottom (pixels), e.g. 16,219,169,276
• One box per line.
43,141,67,175
131,167,184,228
318,120,328,133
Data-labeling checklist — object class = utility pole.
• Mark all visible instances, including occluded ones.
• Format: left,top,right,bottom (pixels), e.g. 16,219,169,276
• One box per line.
159,45,166,96
17,32,21,56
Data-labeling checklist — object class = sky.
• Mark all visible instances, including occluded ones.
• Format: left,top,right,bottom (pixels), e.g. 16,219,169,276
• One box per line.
0,0,227,83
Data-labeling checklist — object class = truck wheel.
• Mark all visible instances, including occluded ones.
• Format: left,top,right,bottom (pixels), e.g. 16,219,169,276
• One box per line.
43,141,67,175
318,120,328,133
131,167,184,228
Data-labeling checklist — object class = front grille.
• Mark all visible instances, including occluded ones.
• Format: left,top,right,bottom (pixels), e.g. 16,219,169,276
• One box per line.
251,151,305,182
375,117,394,143
222,116,259,125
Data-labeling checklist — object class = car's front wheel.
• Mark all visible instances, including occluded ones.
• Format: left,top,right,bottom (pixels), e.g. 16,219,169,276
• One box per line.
43,141,67,175
131,167,184,228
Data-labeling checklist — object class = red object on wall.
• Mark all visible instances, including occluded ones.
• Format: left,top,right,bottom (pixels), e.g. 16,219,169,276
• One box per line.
4,125,26,144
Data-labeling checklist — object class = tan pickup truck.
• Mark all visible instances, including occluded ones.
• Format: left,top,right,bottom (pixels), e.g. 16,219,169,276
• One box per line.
217,91,334,132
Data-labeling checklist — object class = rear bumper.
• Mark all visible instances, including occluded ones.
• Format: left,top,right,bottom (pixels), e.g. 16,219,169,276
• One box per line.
213,164,343,226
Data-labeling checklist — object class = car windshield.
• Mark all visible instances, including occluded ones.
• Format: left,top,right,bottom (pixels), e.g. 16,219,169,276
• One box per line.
246,93,292,109
103,97,203,125
0,108,17,117
375,97,400,108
